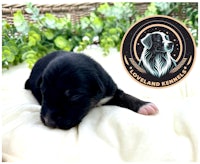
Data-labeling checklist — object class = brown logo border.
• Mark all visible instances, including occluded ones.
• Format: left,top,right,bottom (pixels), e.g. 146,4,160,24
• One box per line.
120,15,196,88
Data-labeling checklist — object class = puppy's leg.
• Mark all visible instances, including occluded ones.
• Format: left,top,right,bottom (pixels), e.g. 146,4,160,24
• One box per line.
104,89,158,115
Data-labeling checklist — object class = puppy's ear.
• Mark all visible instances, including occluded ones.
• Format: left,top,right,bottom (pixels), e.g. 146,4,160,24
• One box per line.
141,34,152,49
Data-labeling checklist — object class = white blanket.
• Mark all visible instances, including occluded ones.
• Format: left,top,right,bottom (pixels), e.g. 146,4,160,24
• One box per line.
2,47,200,162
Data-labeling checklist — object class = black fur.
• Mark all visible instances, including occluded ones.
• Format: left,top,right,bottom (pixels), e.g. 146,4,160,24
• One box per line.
25,51,148,129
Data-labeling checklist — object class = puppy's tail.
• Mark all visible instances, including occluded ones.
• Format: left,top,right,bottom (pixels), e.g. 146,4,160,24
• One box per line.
104,89,148,112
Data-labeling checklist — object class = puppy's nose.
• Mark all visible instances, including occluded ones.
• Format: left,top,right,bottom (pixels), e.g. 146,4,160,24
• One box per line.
42,116,57,128
166,42,174,50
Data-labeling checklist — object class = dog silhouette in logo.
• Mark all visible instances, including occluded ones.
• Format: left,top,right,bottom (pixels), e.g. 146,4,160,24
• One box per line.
138,31,176,77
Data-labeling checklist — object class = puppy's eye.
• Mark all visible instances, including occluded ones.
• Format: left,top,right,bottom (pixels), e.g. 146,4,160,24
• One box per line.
64,90,81,102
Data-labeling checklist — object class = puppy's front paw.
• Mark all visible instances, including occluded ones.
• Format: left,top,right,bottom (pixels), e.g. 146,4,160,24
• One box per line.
138,103,159,115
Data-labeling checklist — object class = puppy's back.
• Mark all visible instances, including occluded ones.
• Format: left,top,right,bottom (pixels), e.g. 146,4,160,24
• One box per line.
25,51,69,102
25,50,118,106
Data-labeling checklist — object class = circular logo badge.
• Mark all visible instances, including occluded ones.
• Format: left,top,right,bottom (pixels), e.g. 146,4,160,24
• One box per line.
121,15,196,87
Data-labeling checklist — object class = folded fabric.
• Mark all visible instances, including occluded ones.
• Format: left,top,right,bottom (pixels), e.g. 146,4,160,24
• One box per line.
2,47,200,162
2,88,200,162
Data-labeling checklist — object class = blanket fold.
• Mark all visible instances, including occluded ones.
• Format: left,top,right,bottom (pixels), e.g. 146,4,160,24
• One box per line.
2,48,200,162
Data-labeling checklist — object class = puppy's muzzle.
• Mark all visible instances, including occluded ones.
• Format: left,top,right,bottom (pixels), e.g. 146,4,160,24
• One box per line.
164,41,174,52
40,108,57,128
41,114,57,128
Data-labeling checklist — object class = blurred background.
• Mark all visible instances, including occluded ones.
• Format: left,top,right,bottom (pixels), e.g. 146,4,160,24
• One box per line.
2,2,199,101
2,2,198,68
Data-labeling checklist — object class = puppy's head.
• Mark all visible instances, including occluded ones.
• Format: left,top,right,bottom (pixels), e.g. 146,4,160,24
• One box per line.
40,81,91,130
39,58,92,130
141,32,174,53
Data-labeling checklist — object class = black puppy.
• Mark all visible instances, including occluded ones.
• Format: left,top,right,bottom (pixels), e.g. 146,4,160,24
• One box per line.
25,51,158,129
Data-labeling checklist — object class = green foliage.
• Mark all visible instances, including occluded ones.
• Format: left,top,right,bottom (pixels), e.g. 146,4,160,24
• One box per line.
154,2,198,45
2,2,198,69
135,3,158,21
184,3,198,45
155,2,179,15
78,2,136,54
2,3,75,69
13,10,29,34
